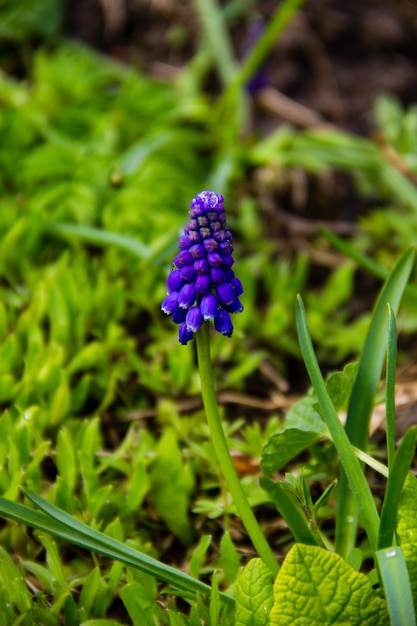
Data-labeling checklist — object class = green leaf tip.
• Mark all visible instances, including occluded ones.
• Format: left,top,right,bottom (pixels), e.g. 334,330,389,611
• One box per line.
376,546,416,626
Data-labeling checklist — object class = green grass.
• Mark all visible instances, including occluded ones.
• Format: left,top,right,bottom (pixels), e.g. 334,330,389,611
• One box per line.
1,1,417,621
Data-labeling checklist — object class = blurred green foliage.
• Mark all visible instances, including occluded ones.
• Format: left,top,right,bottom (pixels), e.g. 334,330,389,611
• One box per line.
0,0,62,40
0,0,416,619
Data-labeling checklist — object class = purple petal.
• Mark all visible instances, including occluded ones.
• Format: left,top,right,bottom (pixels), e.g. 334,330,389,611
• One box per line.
218,241,233,255
178,323,194,345
203,238,218,252
189,230,202,243
161,292,179,315
190,243,206,259
197,190,222,210
210,267,225,284
216,281,235,305
232,276,243,296
194,258,209,274
199,227,212,239
174,250,193,268
195,274,211,294
178,284,196,309
207,252,223,267
180,265,197,282
185,306,203,332
224,297,243,314
214,310,233,337
213,229,226,242
200,294,217,320
172,308,186,323
167,269,183,293
197,215,209,227
221,254,234,268
179,235,192,249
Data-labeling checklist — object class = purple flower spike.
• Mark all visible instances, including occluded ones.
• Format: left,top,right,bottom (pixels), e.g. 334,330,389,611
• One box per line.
162,190,243,343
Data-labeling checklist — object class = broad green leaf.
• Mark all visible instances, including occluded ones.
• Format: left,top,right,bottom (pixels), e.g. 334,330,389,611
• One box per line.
235,558,274,626
261,429,324,474
43,535,68,588
56,427,77,494
189,535,212,579
78,566,101,616
397,473,417,610
0,546,32,614
167,609,190,626
325,362,358,411
270,544,388,626
283,391,325,433
209,574,221,626
220,530,241,585
120,582,155,626
150,428,193,545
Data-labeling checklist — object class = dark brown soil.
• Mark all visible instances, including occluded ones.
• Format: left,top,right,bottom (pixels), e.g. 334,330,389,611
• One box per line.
63,0,417,135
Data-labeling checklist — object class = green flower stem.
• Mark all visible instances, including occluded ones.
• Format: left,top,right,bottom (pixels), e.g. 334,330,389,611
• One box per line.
196,323,279,576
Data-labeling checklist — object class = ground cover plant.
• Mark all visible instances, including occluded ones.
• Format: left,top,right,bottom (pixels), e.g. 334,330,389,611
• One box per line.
1,0,417,623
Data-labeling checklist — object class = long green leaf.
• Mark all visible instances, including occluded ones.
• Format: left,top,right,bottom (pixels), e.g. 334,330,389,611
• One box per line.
321,229,417,307
378,428,417,550
385,304,397,470
193,0,236,86
0,494,234,606
295,295,380,553
336,247,415,558
347,247,415,445
376,546,416,626
232,0,307,91
321,228,387,281
45,223,152,260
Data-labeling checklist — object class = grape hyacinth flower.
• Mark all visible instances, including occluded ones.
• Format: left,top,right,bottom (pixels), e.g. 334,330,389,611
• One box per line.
161,191,243,344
